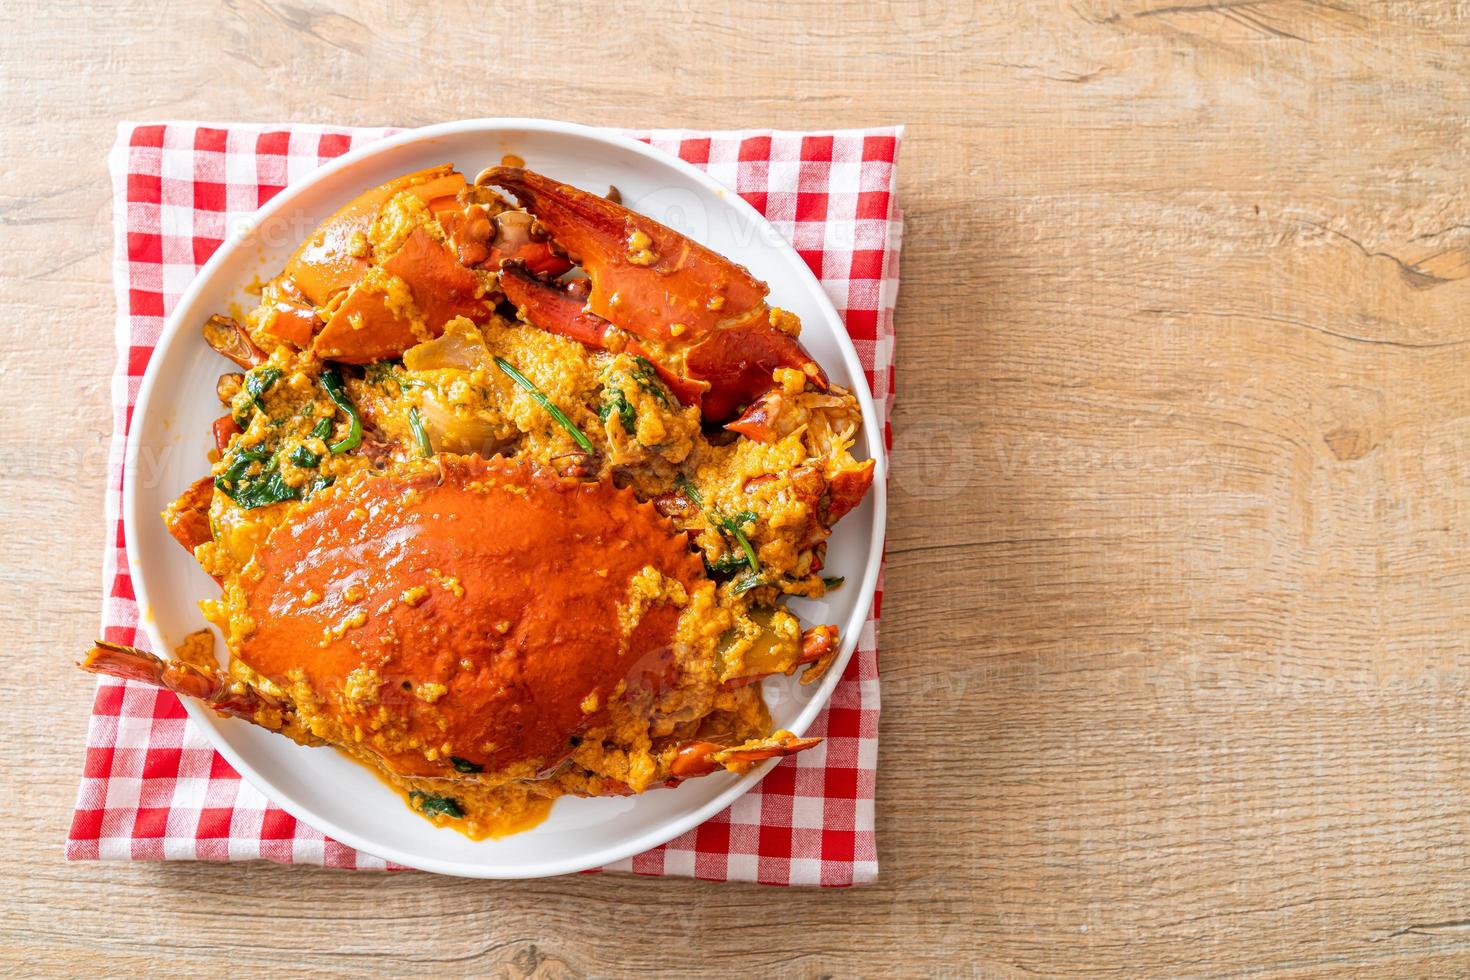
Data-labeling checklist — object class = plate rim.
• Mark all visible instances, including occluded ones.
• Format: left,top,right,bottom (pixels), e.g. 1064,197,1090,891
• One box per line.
122,117,888,878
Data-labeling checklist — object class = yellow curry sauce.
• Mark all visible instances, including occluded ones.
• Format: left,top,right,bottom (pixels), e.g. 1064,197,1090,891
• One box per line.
138,167,873,838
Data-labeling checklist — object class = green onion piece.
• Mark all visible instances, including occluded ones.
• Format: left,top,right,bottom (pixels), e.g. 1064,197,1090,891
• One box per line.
320,368,362,454
822,575,845,590
407,406,433,458
494,356,596,453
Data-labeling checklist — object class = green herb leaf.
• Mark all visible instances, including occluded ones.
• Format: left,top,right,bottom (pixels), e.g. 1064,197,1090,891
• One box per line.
728,524,761,574
366,360,426,390
631,356,670,407
449,756,483,774
288,444,321,469
494,356,596,453
703,552,749,576
822,575,845,590
675,474,705,509
676,476,761,574
712,510,760,572
214,445,334,510
310,417,333,440
732,570,764,595
408,406,433,458
320,367,362,453
233,366,283,426
409,791,465,819
598,388,637,435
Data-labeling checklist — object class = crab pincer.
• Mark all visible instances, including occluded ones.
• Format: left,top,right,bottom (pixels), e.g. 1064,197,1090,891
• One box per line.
478,167,828,424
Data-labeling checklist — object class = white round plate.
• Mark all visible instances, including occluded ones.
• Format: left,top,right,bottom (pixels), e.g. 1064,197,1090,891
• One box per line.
124,118,887,878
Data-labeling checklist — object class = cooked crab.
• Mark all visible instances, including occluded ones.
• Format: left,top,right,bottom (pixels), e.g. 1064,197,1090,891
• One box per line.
80,162,872,837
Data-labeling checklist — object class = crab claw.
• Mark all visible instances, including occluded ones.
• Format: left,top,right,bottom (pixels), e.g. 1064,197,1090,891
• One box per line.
668,731,821,780
479,167,768,344
485,210,574,278
684,321,826,422
78,640,277,724
478,167,827,423
498,262,610,349
497,263,711,408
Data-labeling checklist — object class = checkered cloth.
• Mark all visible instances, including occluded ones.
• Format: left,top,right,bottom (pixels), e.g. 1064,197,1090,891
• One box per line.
67,122,901,886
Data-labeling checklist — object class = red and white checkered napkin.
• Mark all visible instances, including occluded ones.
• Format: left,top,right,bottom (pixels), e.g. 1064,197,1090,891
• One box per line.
67,122,901,886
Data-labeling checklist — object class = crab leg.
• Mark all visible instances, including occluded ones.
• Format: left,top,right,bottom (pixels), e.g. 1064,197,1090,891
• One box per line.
202,314,265,370
668,732,822,780
79,640,277,724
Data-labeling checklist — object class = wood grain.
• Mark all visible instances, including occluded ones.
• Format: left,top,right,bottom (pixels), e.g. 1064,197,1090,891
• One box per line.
5,0,1470,975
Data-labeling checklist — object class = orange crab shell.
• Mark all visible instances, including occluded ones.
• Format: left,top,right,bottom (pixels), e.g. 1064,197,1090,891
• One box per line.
233,455,707,780
283,164,468,307
276,164,492,364
312,225,489,364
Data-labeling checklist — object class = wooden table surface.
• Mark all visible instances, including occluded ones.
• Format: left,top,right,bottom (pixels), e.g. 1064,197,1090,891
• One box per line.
6,1,1470,975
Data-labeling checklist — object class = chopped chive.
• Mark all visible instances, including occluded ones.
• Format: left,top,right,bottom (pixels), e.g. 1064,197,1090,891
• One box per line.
730,521,761,572
675,474,705,509
494,356,596,453
408,406,433,458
